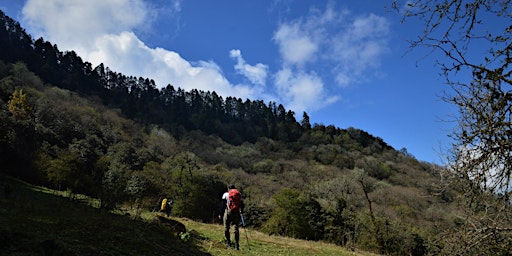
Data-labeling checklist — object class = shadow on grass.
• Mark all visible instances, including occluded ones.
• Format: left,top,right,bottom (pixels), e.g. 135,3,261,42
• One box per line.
0,174,210,256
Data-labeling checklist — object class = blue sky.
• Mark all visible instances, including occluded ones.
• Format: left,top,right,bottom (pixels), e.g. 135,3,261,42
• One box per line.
0,0,458,164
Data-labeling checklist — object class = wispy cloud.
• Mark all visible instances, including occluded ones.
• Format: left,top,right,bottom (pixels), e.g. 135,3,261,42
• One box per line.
272,3,390,113
230,49,268,87
273,23,318,66
330,13,390,86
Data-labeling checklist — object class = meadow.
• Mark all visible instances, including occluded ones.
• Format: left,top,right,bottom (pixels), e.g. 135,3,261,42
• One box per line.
0,175,375,255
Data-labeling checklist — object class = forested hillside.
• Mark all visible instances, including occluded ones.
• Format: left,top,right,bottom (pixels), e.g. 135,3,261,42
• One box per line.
0,10,457,255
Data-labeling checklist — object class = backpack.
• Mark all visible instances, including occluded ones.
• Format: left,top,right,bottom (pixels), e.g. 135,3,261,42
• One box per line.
161,198,168,211
228,189,242,212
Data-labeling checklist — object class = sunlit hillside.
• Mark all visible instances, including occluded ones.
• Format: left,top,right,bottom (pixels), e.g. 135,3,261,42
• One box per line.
0,10,460,255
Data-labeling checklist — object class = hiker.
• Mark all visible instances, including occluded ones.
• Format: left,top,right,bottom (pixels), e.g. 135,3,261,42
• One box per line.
160,198,173,217
219,184,244,250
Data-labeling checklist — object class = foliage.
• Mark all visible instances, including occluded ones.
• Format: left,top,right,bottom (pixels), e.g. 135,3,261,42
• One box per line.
263,188,325,240
0,175,209,255
101,167,126,210
392,0,512,254
0,10,473,254
8,89,31,119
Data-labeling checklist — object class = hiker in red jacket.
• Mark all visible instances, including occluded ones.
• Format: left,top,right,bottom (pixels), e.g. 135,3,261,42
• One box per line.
219,184,244,250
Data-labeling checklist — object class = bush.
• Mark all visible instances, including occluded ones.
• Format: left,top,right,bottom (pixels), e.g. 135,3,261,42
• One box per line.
263,188,325,240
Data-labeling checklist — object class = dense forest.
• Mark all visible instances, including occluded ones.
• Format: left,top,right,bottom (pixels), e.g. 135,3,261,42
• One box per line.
1,10,458,255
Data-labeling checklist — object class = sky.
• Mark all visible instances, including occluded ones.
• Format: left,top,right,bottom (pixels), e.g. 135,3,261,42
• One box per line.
0,0,461,164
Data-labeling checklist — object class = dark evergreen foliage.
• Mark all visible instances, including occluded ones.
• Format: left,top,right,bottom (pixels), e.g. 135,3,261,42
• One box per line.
0,10,456,255
0,10,390,150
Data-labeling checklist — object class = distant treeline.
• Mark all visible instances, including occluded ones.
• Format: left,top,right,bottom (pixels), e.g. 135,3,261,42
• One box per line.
0,10,390,149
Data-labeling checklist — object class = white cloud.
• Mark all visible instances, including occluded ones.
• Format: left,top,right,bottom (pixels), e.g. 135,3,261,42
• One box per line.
273,23,318,66
331,13,390,86
20,0,257,100
22,0,147,49
88,32,255,97
456,144,511,193
274,68,339,113
229,49,268,87
19,0,390,117
271,4,390,112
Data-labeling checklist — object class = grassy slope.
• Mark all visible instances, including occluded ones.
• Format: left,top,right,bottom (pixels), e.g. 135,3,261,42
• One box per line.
181,219,377,256
0,175,207,256
0,175,375,256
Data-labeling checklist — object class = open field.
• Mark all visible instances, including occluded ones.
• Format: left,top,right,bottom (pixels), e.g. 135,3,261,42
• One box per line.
0,174,375,255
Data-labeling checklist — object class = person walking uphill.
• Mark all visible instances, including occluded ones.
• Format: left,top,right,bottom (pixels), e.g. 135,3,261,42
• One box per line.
219,184,244,250
160,198,173,217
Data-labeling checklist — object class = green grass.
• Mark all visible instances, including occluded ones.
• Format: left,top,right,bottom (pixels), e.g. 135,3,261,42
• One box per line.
0,175,206,256
181,219,377,256
0,175,376,256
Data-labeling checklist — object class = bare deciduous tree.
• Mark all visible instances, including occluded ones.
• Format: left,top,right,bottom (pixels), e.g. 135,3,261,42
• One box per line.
392,0,512,254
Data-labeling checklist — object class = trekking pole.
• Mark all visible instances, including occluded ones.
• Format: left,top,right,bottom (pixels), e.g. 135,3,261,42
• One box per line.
240,212,250,250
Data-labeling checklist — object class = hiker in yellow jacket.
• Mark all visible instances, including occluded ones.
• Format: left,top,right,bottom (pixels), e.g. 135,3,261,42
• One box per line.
160,198,173,217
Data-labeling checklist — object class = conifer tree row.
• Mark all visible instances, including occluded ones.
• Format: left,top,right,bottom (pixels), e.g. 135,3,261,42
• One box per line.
0,10,314,146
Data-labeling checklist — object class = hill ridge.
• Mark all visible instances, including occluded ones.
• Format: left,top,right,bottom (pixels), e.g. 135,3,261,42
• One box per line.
0,9,392,151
